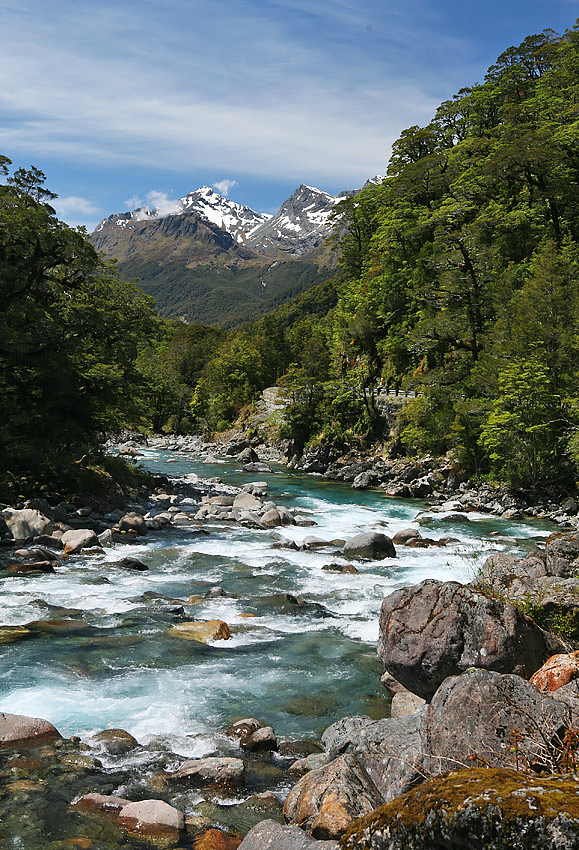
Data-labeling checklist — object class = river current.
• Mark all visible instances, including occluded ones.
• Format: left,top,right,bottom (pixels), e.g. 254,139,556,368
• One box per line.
0,449,553,764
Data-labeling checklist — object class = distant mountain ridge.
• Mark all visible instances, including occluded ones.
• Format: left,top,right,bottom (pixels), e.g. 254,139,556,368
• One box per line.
93,182,349,258
90,180,369,327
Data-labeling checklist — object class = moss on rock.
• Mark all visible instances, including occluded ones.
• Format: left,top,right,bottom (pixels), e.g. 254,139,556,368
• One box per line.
340,768,579,849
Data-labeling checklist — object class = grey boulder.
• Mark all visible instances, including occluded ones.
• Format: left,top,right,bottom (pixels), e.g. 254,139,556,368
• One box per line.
343,532,395,560
238,820,337,849
324,712,428,803
425,668,579,774
377,579,564,699
2,508,53,541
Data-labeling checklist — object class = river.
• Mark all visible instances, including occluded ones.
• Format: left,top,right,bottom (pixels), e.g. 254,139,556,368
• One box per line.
0,448,552,761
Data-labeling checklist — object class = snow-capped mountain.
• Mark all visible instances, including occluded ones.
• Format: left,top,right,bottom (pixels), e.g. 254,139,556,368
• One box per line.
94,186,271,245
247,184,350,256
93,183,349,257
178,187,271,243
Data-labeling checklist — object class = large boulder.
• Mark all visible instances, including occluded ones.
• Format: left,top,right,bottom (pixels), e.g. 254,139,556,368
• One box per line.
283,754,382,840
0,711,61,746
425,668,579,774
341,768,579,850
323,712,428,803
238,820,337,849
2,508,53,541
343,532,395,560
377,580,564,699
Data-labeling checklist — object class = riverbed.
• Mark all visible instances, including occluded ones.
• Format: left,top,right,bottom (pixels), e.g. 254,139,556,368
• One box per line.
0,448,553,760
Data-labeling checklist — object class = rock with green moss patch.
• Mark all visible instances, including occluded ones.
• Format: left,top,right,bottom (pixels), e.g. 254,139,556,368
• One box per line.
341,767,579,849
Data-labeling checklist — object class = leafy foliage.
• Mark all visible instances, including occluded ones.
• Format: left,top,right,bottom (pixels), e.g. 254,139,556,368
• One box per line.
0,160,159,477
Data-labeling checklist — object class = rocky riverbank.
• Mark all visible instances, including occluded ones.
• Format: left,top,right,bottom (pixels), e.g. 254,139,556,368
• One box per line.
134,431,579,529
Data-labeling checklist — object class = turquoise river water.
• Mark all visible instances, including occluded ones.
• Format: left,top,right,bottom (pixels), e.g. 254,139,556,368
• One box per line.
0,449,553,754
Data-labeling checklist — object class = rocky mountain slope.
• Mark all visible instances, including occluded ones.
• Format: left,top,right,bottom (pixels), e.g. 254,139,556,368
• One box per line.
90,183,352,327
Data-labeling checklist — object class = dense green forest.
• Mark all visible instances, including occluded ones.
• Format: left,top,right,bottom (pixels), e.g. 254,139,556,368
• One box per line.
158,22,579,492
3,21,579,496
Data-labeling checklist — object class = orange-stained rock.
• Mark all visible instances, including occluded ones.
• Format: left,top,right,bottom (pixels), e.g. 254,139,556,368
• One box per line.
62,839,94,849
530,651,579,692
283,754,382,839
168,620,230,642
72,793,131,817
192,828,243,850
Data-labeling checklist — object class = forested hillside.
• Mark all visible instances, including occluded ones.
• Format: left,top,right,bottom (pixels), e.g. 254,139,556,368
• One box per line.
159,23,579,492
4,22,579,498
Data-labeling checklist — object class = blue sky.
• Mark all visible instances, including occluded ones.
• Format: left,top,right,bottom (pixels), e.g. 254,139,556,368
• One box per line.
1,0,578,230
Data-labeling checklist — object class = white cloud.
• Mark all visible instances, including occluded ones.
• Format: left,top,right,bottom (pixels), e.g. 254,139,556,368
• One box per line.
53,195,99,217
213,179,238,196
124,194,144,210
145,190,182,216
0,0,449,190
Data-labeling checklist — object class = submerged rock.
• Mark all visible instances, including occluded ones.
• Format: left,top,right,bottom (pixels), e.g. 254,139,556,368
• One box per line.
113,556,149,571
73,792,131,816
0,625,32,644
168,620,231,642
192,828,243,849
341,768,579,850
